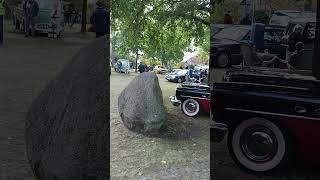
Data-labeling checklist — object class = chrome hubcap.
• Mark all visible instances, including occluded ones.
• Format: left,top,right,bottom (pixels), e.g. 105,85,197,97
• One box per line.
185,101,197,113
241,126,278,162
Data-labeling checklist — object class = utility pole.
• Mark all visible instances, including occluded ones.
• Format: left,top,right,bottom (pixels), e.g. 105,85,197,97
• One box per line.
312,0,320,79
80,0,87,33
251,0,255,24
0,0,4,45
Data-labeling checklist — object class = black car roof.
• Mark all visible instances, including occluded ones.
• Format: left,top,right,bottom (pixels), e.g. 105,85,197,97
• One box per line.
290,17,316,23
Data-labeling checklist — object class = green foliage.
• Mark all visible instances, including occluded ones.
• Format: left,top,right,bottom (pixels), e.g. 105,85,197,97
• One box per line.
111,0,210,69
210,0,240,24
254,10,269,24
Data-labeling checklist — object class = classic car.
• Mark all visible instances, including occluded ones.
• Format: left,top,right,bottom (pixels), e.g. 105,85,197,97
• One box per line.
170,83,210,117
165,69,186,83
269,10,315,27
153,65,168,74
114,59,130,73
279,17,316,60
210,67,320,173
210,24,285,68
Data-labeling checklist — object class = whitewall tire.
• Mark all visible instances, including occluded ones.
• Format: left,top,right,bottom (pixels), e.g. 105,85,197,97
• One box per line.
181,99,200,117
228,118,291,172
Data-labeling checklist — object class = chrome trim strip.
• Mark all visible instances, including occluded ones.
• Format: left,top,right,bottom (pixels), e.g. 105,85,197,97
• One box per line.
181,95,210,100
225,108,320,121
222,81,309,91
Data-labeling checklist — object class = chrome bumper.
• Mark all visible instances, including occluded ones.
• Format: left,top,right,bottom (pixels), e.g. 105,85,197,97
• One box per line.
210,121,228,143
169,96,181,106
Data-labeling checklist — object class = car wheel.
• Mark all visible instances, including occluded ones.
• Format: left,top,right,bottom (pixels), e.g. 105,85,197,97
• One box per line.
228,118,292,173
181,99,200,117
216,54,230,68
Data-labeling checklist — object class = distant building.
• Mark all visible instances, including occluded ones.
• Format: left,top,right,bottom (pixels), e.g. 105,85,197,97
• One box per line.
181,56,201,69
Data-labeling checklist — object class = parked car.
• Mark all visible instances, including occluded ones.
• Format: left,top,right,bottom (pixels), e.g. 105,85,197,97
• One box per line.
13,0,65,36
153,65,168,74
165,69,188,83
211,67,320,173
279,17,316,62
115,59,130,73
211,24,232,36
281,17,316,44
210,24,285,68
269,10,315,27
170,83,210,117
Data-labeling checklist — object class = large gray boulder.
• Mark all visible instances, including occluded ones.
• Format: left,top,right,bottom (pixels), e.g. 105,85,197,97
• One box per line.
118,73,166,134
25,37,109,180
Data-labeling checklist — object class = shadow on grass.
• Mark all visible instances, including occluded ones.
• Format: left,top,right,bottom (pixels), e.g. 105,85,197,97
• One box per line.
155,112,209,140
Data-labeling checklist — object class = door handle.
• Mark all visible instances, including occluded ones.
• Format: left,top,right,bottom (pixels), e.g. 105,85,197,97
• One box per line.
294,106,306,114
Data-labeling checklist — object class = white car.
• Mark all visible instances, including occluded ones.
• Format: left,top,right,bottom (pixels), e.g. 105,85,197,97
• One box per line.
153,65,168,74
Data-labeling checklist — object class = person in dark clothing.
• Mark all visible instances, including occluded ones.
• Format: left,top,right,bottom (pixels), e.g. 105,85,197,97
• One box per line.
240,14,251,25
90,1,110,38
138,63,145,73
288,25,303,53
224,11,233,24
23,0,39,37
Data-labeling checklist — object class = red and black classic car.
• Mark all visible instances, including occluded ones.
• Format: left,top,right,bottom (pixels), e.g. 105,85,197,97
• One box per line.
170,83,210,117
211,67,320,172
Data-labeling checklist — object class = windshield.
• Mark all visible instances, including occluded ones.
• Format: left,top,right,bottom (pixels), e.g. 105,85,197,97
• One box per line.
269,15,290,26
214,27,249,41
36,0,62,10
177,70,188,76
170,70,180,74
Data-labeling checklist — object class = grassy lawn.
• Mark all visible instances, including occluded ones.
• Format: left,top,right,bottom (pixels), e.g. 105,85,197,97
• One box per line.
110,71,210,179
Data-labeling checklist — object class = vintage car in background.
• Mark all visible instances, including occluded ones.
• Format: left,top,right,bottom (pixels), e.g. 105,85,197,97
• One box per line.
170,83,210,117
13,0,65,36
269,10,315,27
114,59,130,73
153,65,168,74
279,17,316,61
210,67,320,173
165,69,186,83
210,24,285,68
210,24,232,36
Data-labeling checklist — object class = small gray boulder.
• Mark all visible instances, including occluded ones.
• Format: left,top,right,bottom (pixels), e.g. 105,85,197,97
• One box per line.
118,73,166,134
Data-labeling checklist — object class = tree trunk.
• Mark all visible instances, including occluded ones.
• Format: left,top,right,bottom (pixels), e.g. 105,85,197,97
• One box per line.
312,0,320,79
81,0,88,33
135,50,139,73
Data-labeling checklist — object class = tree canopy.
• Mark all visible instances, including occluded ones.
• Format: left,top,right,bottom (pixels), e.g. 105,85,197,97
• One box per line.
111,0,210,69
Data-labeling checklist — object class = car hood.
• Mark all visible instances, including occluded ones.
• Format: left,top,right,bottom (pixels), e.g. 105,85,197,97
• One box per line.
211,38,240,47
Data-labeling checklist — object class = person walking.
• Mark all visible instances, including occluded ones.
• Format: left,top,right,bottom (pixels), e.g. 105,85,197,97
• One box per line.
138,63,145,73
23,0,39,37
90,1,110,38
224,11,233,24
0,0,4,45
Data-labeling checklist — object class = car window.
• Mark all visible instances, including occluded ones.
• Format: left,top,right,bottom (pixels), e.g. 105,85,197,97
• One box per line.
269,15,290,26
264,28,283,43
177,70,188,75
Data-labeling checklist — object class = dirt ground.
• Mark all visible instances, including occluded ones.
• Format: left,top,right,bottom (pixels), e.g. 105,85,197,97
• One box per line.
110,71,210,179
0,20,95,180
